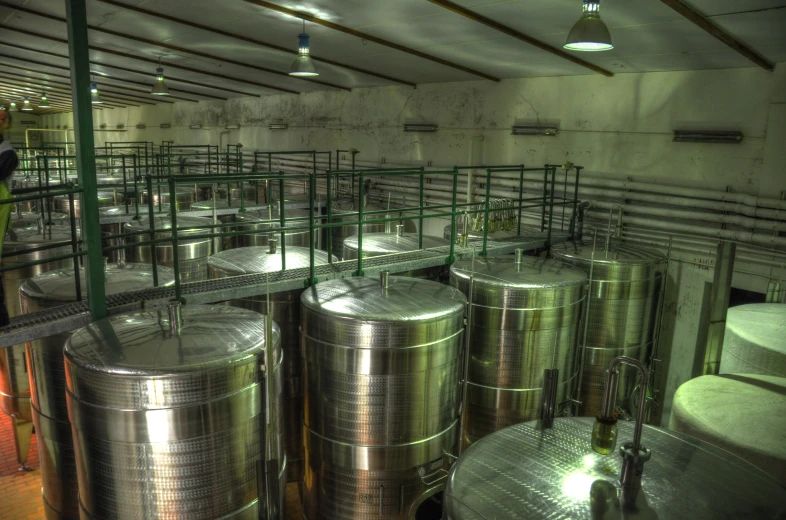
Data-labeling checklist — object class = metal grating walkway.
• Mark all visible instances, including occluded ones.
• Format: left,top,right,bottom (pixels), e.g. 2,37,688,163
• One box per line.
0,230,566,348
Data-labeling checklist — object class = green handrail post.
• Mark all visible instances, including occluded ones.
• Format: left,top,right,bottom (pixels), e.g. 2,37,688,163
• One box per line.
517,164,525,236
418,173,424,248
546,166,556,248
279,178,286,271
326,169,333,264
356,172,365,276
541,166,548,232
145,175,159,286
308,171,316,286
168,175,182,302
66,0,106,319
571,166,582,240
482,169,492,256
67,187,82,301
448,168,458,264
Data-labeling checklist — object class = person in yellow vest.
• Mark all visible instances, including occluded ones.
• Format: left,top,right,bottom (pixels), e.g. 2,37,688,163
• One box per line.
0,108,19,326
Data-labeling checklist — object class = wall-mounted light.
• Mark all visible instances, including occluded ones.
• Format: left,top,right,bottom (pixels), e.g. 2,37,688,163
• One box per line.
269,120,288,130
189,124,203,129
673,130,743,144
9,101,18,112
289,20,319,77
151,57,170,96
225,124,240,130
100,123,107,129
403,123,438,133
38,93,51,109
136,124,146,129
512,125,559,136
91,82,103,104
160,123,172,129
21,96,34,111
564,1,613,51
116,124,125,129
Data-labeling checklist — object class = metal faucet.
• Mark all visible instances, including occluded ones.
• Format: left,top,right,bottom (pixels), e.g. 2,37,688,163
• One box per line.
591,355,651,507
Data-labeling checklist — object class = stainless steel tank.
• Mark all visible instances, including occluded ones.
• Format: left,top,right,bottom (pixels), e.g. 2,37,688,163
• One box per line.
64,304,286,519
191,199,263,251
719,303,786,376
11,209,69,228
125,215,212,282
443,417,786,519
20,263,177,520
0,224,79,469
139,187,196,210
342,226,451,280
326,200,415,260
196,184,263,202
234,207,318,249
551,239,666,416
443,223,518,244
450,253,587,446
53,191,120,217
300,275,467,519
99,204,170,263
209,244,334,483
14,176,77,213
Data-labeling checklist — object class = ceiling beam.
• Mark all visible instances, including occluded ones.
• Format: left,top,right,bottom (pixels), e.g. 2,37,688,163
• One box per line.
97,0,417,88
242,0,501,82
3,75,148,106
0,2,349,91
0,45,201,102
0,82,122,108
0,24,299,95
427,0,613,77
660,0,774,71
0,87,95,111
0,41,232,100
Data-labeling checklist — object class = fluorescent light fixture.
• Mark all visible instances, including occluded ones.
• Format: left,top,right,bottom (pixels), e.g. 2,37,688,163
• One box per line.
136,124,146,129
673,130,743,144
116,124,125,129
38,93,51,109
289,21,319,77
564,0,613,51
225,124,240,130
403,123,438,133
269,120,288,130
160,123,172,129
189,124,203,129
512,125,559,136
151,59,170,96
21,96,33,111
100,123,107,129
91,82,103,104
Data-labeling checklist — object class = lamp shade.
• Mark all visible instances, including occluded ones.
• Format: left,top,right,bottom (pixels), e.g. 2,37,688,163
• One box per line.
564,1,613,51
21,96,34,111
151,67,170,96
91,82,103,104
10,102,18,112
38,93,51,109
289,33,318,77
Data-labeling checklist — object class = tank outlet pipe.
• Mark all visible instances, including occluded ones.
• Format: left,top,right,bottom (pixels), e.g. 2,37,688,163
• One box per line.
540,368,559,427
167,301,182,337
514,248,524,272
268,239,278,255
396,224,404,237
604,205,623,253
380,271,390,295
591,355,651,507
261,274,281,520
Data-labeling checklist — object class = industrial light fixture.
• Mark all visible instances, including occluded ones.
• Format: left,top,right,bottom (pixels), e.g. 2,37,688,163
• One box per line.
38,93,51,109
151,57,171,96
9,101,18,112
269,119,288,130
91,81,103,104
564,1,613,51
21,96,34,111
673,130,744,144
289,20,318,77
160,123,172,129
136,124,146,129
512,125,559,136
189,124,203,129
403,123,438,133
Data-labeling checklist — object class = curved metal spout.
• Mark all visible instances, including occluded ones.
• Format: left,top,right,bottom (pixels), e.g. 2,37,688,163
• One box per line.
604,205,623,253
599,355,649,451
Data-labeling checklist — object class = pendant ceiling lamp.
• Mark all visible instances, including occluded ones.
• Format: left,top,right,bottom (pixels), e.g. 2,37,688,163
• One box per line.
151,57,170,96
91,81,103,104
564,0,613,51
38,93,51,109
289,20,318,77
10,101,18,112
21,96,34,111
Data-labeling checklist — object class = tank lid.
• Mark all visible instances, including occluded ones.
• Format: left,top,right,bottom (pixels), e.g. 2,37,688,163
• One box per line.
65,305,280,376
551,238,666,264
726,303,786,350
302,276,466,322
451,255,586,288
54,191,117,201
140,188,195,196
209,246,333,275
100,204,169,216
20,263,176,302
343,232,449,254
3,224,79,248
124,215,211,233
191,199,263,211
443,223,518,240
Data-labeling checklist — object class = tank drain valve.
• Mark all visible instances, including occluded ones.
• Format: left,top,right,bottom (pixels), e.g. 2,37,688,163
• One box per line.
591,355,651,507
168,301,183,337
268,239,278,255
380,271,390,295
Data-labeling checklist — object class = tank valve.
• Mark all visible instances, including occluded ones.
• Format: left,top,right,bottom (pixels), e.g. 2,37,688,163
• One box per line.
168,301,183,337
396,224,404,237
268,239,278,255
515,248,524,272
591,355,651,507
380,271,390,295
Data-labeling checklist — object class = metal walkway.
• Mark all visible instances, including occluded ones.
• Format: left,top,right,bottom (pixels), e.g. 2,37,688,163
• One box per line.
0,230,567,349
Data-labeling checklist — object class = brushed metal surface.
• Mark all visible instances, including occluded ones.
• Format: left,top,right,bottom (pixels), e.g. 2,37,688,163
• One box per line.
125,215,213,281
1,225,78,423
11,210,68,229
139,188,196,211
343,231,450,280
191,199,265,251
233,208,318,249
209,246,334,483
443,223,519,243
719,303,786,376
326,201,416,260
99,204,170,263
444,417,786,519
20,264,176,520
300,276,466,519
65,305,285,520
450,256,586,446
551,239,666,416
53,192,119,217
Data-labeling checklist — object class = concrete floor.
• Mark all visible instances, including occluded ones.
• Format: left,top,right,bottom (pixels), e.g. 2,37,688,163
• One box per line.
0,412,303,519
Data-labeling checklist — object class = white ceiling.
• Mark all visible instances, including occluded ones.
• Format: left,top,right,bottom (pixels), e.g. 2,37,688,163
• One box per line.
0,0,784,110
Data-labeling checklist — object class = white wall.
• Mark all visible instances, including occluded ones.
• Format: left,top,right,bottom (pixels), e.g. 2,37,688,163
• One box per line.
43,64,786,426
